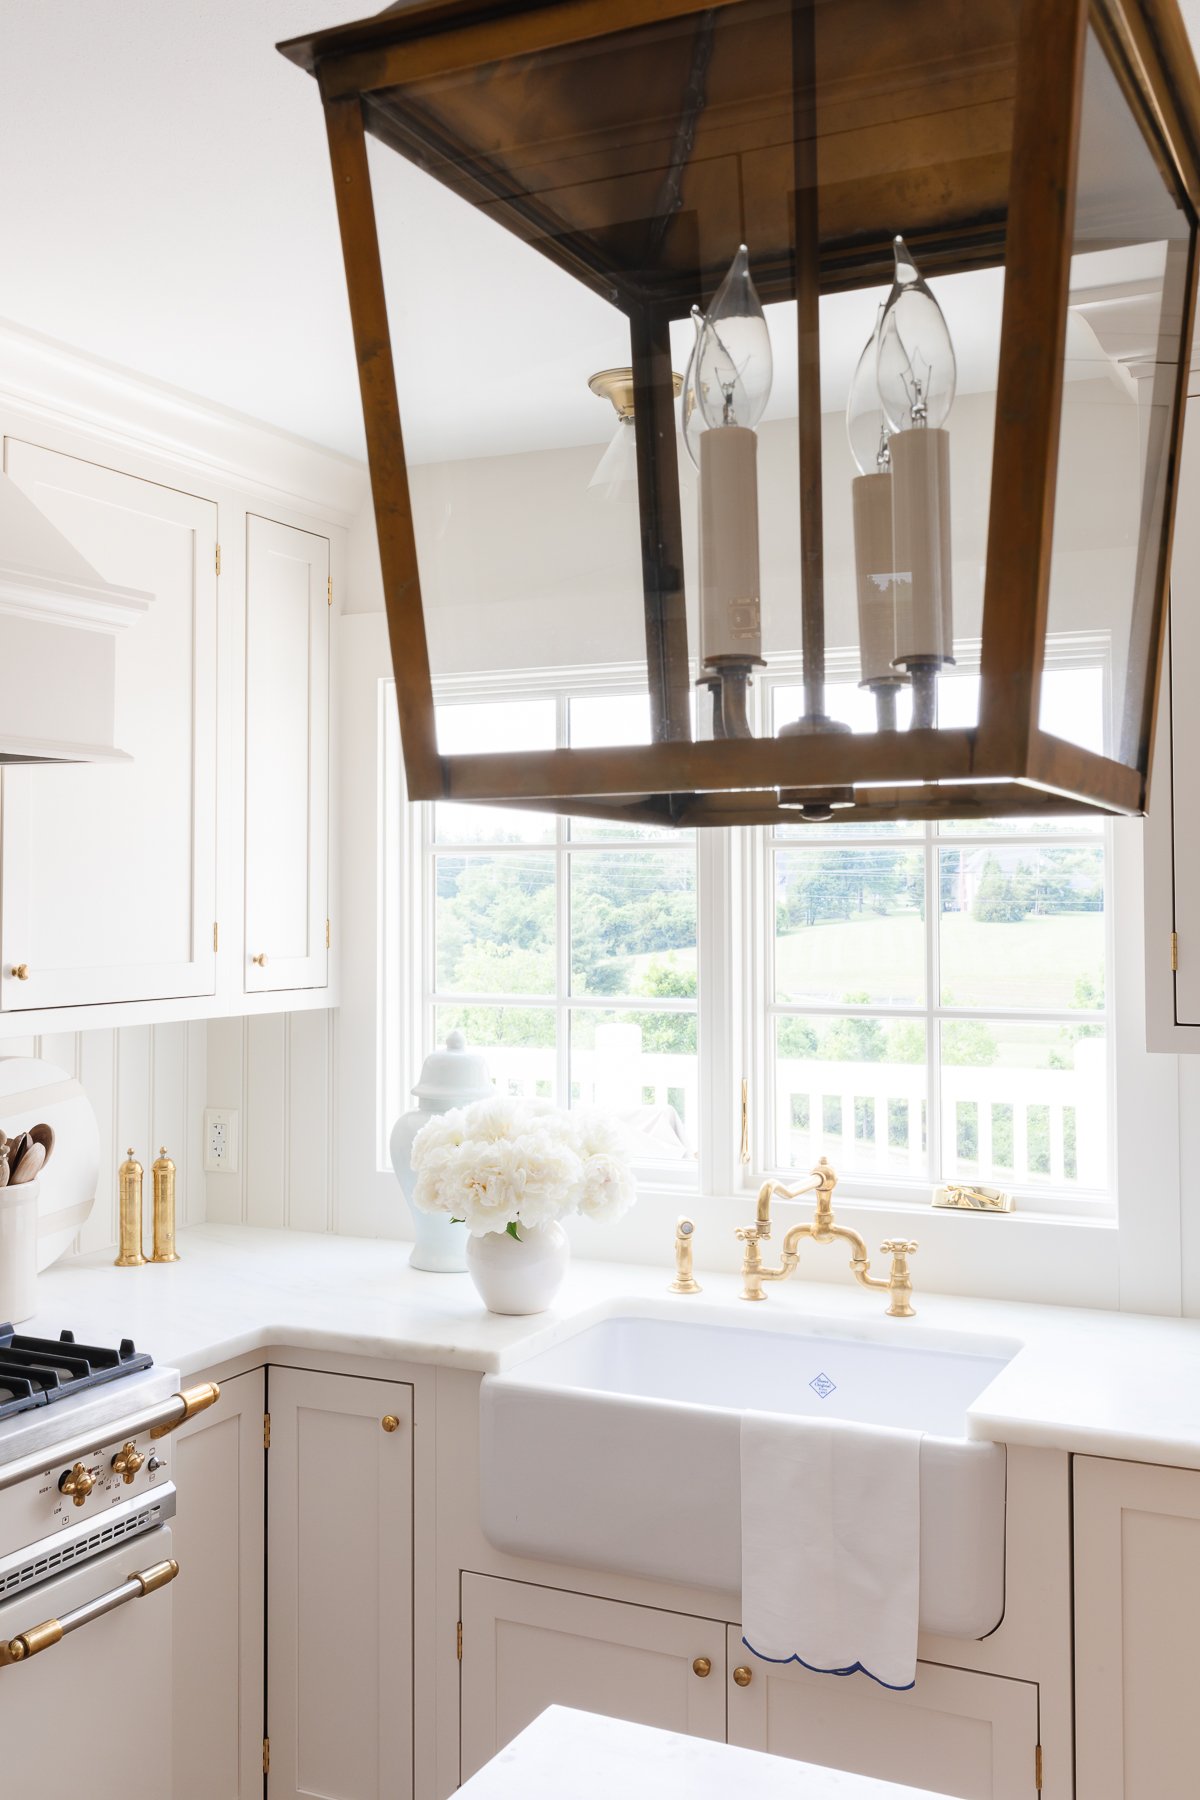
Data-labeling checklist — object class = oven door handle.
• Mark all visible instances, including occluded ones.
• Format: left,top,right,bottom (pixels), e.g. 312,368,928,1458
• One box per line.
0,1557,179,1669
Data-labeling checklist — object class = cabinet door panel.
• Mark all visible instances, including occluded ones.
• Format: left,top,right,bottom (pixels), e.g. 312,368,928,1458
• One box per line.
727,1630,1039,1799
244,515,329,994
170,1369,265,1800
1075,1455,1200,1800
266,1367,413,1800
460,1575,726,1784
1,438,217,1009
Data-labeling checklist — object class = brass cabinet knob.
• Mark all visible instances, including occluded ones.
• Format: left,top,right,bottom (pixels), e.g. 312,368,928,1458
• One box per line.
58,1462,95,1507
111,1442,145,1484
10,964,28,980
732,1665,753,1688
381,1415,400,1433
251,952,268,967
692,1657,712,1679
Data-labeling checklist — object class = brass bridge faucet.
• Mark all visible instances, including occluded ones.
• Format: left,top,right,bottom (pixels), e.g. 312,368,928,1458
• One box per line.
735,1157,916,1317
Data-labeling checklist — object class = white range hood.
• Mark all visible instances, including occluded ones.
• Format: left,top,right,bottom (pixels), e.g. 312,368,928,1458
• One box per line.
0,472,151,764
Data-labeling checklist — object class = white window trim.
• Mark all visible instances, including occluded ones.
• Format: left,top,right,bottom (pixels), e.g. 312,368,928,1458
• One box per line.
358,624,1180,1313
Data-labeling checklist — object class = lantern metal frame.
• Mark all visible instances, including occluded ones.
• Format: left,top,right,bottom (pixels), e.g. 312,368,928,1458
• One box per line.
280,0,1200,828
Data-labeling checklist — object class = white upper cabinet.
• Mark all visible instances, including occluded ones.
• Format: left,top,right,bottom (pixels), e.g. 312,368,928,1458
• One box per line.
0,438,217,1011
243,515,330,995
1147,393,1200,1046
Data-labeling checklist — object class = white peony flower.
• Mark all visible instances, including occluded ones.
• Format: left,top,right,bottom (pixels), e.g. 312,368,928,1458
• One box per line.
409,1094,635,1235
577,1151,637,1224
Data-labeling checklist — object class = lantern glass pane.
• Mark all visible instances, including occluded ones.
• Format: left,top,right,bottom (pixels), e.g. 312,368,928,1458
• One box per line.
355,0,1035,816
1040,27,1192,767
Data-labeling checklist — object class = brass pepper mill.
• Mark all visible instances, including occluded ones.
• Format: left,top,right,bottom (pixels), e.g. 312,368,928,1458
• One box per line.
151,1145,180,1264
115,1148,146,1268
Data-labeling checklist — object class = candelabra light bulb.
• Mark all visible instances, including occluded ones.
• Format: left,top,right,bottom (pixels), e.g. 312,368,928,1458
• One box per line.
876,234,957,434
847,301,892,477
695,245,773,432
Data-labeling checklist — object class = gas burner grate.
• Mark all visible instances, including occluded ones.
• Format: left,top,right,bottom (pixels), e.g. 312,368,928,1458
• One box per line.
0,1327,153,1422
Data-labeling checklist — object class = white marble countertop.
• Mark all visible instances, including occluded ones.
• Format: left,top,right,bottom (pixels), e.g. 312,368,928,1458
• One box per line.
456,1707,950,1799
22,1222,1200,1467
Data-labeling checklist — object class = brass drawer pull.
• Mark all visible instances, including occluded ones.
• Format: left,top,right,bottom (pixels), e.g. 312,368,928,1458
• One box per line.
382,1414,400,1433
0,1558,179,1669
9,964,28,980
692,1656,712,1678
733,1665,753,1687
251,952,268,967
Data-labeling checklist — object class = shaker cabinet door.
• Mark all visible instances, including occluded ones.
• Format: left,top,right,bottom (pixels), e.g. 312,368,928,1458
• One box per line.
266,1367,414,1800
727,1630,1041,1799
459,1575,727,1785
243,515,329,995
1075,1455,1200,1800
170,1368,266,1800
0,438,217,1010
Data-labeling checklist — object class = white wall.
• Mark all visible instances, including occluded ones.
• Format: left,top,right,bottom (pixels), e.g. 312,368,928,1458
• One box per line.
0,1021,207,1260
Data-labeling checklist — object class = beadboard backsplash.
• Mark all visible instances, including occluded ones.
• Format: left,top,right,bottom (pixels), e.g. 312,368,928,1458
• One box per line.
0,1023,208,1260
205,1012,337,1233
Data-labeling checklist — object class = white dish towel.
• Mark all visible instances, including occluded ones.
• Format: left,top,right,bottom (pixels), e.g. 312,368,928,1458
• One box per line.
740,1410,922,1691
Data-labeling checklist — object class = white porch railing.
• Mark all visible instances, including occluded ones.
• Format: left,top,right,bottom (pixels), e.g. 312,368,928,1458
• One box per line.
775,1037,1107,1189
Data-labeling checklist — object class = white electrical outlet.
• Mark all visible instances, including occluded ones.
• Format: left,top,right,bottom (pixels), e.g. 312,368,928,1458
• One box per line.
203,1107,239,1174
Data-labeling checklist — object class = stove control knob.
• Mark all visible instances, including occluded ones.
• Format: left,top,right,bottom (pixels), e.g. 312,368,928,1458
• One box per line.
58,1462,95,1507
146,1455,164,1474
111,1442,145,1484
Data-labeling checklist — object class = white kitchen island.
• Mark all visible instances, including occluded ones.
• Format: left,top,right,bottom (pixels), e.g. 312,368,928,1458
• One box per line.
457,1707,952,1799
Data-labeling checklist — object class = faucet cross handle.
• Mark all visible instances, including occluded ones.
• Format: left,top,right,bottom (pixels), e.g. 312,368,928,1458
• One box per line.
879,1239,917,1319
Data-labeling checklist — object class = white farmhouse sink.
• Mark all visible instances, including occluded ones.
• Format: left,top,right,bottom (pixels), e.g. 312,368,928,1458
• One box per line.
480,1311,1019,1641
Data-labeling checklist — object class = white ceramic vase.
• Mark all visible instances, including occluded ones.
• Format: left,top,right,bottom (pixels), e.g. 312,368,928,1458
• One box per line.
389,1031,493,1273
466,1220,570,1316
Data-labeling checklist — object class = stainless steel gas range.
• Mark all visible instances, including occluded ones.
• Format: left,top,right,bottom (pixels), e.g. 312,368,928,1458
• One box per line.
0,1324,218,1792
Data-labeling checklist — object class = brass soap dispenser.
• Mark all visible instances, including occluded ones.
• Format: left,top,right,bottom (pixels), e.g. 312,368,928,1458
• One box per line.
151,1145,180,1264
115,1148,146,1267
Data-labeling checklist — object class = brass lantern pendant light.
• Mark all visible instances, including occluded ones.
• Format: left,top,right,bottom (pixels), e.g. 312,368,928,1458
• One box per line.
280,0,1200,828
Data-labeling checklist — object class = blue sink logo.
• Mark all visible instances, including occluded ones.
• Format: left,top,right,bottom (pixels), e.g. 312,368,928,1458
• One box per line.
809,1372,837,1400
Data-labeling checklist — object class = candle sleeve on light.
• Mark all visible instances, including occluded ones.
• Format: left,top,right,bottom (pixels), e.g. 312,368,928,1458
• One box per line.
852,471,899,684
891,426,954,667
699,426,762,662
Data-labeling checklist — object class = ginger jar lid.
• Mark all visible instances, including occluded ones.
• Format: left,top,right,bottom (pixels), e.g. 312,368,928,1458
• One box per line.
411,1030,493,1103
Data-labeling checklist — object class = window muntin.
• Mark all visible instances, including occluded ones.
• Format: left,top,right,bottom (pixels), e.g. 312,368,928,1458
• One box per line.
423,689,698,1170
764,666,1112,1207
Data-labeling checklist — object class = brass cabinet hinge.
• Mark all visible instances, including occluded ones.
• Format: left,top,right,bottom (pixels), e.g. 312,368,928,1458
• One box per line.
456,1620,463,1661
263,1737,269,1775
325,917,331,951
1035,1744,1043,1791
327,574,333,607
263,1412,271,1451
1172,930,1180,972
213,921,219,953
215,543,222,577
740,1078,750,1165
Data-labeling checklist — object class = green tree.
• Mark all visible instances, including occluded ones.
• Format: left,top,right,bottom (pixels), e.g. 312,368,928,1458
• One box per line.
777,1017,819,1057
942,1020,999,1066
971,857,1028,923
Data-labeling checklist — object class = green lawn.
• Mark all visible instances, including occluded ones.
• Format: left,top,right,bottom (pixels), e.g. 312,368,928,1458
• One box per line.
775,910,1103,1013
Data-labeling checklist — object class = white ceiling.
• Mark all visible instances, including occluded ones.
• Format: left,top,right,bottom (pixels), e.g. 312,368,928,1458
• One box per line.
1,2,1197,465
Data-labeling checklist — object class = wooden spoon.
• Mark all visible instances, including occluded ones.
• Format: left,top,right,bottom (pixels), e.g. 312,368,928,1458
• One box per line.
29,1123,54,1168
10,1141,45,1184
6,1132,31,1182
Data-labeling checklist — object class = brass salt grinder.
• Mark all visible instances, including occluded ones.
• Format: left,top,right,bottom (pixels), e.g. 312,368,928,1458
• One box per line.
151,1146,180,1263
115,1148,146,1267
